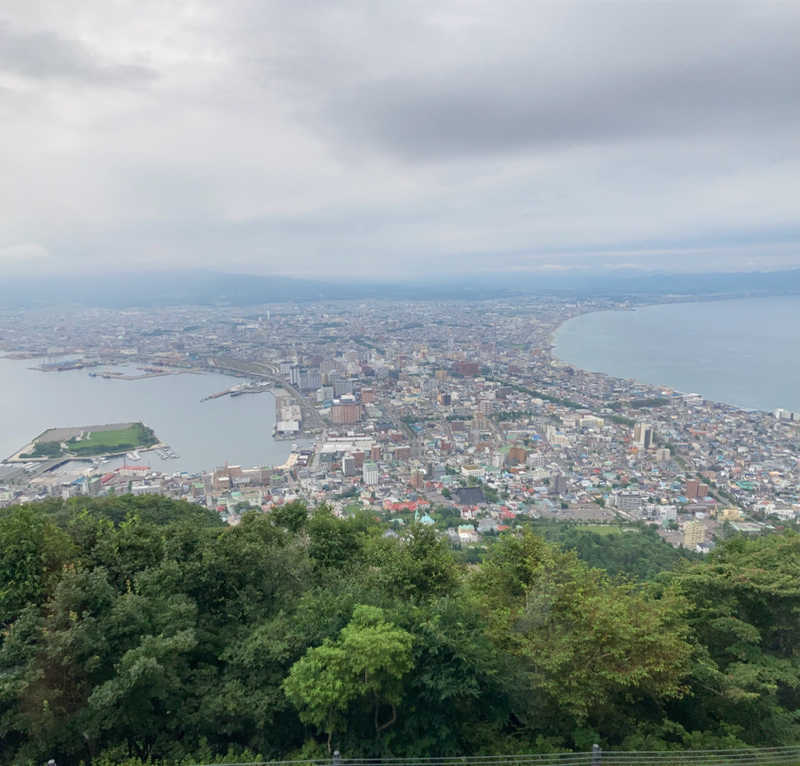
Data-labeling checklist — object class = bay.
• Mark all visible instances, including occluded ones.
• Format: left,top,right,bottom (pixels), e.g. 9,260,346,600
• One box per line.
0,358,298,473
553,295,800,413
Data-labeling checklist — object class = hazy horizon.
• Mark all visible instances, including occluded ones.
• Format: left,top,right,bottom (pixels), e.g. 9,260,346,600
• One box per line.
2,1,799,278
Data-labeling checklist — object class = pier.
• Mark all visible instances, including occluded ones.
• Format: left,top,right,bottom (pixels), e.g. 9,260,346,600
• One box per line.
200,382,271,402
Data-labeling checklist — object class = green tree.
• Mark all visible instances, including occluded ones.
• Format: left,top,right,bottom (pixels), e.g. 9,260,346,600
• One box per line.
364,524,457,600
533,522,697,580
283,605,414,751
472,531,693,745
386,595,511,755
670,532,800,745
3,495,800,760
88,627,198,761
0,505,74,626
271,500,308,533
306,507,375,575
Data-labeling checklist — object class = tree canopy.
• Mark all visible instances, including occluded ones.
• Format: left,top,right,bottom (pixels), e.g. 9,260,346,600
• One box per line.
0,496,797,764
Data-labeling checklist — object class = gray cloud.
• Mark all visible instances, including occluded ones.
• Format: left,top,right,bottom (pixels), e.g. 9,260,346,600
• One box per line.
0,0,798,278
0,21,155,84
318,4,800,159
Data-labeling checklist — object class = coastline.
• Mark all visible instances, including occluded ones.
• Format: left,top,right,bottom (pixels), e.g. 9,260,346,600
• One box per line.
0,358,296,474
547,295,800,416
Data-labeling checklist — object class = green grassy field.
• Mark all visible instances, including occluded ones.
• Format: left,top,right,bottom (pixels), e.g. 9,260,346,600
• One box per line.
20,423,158,459
573,524,637,536
67,423,157,455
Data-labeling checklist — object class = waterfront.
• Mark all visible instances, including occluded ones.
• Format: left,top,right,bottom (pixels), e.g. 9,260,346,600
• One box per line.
3,296,800,548
0,358,298,473
554,295,800,413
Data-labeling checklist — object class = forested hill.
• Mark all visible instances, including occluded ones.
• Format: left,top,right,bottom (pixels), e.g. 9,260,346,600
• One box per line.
529,521,699,580
1,497,799,765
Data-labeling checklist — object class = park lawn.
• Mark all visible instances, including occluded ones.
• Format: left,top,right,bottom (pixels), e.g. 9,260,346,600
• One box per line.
68,423,157,455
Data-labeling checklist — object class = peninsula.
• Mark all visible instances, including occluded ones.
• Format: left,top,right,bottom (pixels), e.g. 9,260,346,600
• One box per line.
10,422,159,462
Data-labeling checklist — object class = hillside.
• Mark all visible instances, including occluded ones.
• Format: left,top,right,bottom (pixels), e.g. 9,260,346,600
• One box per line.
0,497,798,764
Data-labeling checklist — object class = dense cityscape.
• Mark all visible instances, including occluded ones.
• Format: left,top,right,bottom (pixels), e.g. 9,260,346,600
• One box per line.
3,296,799,552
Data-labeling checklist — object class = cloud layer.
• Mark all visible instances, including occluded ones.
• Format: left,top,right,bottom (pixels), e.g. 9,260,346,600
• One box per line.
1,1,798,278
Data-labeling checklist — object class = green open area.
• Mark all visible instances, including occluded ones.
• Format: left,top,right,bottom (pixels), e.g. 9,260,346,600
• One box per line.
20,422,158,459
607,397,670,410
67,423,157,455
20,440,64,458
572,523,633,535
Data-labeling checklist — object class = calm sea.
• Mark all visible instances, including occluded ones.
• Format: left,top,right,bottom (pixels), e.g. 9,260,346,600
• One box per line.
554,295,800,413
0,358,301,473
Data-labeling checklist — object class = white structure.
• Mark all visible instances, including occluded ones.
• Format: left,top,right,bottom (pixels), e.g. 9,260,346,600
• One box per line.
362,461,379,485
633,422,654,450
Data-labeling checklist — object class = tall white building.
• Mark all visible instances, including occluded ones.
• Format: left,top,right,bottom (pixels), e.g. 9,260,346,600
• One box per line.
633,422,654,450
363,461,379,485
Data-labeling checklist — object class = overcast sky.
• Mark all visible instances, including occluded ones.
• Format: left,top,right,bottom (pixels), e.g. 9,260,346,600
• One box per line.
1,1,799,279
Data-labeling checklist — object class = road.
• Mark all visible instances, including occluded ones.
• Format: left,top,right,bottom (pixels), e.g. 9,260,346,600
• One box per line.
208,356,328,431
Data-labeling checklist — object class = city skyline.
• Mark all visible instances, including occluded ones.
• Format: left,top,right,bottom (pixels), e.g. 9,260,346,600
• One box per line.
3,292,798,546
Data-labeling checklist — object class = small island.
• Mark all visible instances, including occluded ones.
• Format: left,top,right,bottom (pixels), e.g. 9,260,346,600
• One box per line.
12,422,159,461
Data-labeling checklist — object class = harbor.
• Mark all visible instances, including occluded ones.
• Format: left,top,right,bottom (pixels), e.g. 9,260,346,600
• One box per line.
200,381,272,401
89,367,176,381
0,356,294,475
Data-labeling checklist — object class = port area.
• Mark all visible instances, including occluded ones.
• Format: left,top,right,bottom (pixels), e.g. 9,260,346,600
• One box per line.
27,360,193,380
4,422,162,463
200,382,272,401
88,367,175,381
30,359,102,372
0,443,183,492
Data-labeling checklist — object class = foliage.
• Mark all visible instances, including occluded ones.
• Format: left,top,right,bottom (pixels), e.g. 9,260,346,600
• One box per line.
529,521,697,580
494,410,534,421
20,423,158,459
20,440,64,458
607,398,670,411
430,503,460,528
608,413,636,426
0,498,799,763
0,505,74,626
483,484,500,503
472,532,693,743
283,605,414,749
485,377,584,410
271,499,308,532
668,533,800,745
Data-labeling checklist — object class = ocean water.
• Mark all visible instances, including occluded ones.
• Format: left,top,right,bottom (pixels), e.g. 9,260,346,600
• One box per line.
553,296,800,413
0,358,300,472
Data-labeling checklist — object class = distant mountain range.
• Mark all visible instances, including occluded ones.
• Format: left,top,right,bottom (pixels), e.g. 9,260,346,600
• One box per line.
4,267,800,308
